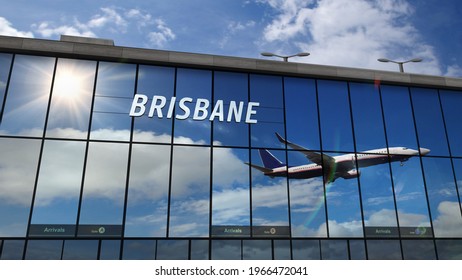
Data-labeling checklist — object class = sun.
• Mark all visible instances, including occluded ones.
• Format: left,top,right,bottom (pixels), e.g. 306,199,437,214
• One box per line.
52,68,86,101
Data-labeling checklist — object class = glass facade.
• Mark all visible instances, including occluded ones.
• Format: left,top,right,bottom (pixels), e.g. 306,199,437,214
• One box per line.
1,52,462,260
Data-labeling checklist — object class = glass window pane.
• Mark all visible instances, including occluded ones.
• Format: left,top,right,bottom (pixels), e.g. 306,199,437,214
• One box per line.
273,240,291,260
453,159,462,213
212,148,250,234
440,90,462,157
46,58,96,139
250,74,284,149
213,71,249,147
359,155,398,238
411,88,449,156
321,240,348,260
250,149,290,237
288,151,327,237
169,146,210,237
90,62,136,141
349,240,366,260
436,240,462,260
0,55,54,136
0,53,13,118
350,82,387,151
25,240,63,260
78,142,128,237
122,240,156,260
173,68,212,144
62,240,98,260
125,144,170,237
0,138,41,237
191,240,209,260
243,240,271,260
284,77,320,150
422,157,462,237
402,240,436,260
211,240,241,260
317,80,353,152
133,65,175,143
325,152,363,238
381,85,418,149
391,157,432,237
0,240,24,260
30,140,86,235
292,240,320,260
100,240,120,260
367,240,402,260
156,240,189,260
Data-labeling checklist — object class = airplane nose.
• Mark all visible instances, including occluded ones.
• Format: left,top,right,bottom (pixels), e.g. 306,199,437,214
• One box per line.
419,148,430,155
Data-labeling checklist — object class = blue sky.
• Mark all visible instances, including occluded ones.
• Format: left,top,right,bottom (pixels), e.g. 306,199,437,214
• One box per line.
1,0,462,77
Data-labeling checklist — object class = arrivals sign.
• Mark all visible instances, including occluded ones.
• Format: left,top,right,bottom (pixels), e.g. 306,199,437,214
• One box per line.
130,94,260,123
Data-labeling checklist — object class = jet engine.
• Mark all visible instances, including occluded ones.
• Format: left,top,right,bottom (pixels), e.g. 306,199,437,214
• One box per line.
341,169,361,179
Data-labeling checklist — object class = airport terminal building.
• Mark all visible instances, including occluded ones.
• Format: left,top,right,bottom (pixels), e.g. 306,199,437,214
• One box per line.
0,35,462,260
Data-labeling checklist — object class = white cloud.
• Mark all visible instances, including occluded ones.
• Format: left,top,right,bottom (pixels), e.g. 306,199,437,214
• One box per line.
147,19,176,48
258,0,443,75
0,17,33,37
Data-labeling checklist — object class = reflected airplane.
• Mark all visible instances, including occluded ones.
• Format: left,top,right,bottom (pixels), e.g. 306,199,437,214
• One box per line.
246,133,430,183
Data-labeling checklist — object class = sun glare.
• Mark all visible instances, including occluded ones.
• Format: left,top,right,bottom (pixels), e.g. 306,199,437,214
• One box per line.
53,69,86,100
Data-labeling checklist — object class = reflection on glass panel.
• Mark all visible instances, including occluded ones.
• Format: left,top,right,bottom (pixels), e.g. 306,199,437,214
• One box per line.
402,240,436,260
79,143,128,228
250,74,284,149
292,240,320,260
211,240,241,260
422,157,462,237
157,240,189,260
0,53,13,117
125,144,170,237
62,240,98,260
100,240,120,260
251,149,290,231
435,240,462,260
391,157,431,236
349,240,366,260
243,240,271,260
453,159,462,211
0,55,54,136
31,140,85,227
0,240,24,260
381,85,418,150
46,58,96,138
274,240,291,260
367,240,401,260
317,80,353,152
25,240,63,260
440,90,462,157
174,68,212,144
90,62,136,141
212,148,249,230
324,153,363,238
411,88,449,156
321,240,348,260
350,83,387,151
122,240,156,260
288,151,326,237
0,138,41,237
284,77,319,150
358,155,398,237
133,65,175,143
213,71,249,147
169,146,210,237
191,240,209,260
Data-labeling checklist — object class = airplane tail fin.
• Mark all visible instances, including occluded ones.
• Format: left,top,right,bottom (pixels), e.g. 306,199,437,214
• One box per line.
245,149,285,174
258,149,285,169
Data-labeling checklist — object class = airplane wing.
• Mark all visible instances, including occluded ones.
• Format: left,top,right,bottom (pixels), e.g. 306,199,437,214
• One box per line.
275,133,336,167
